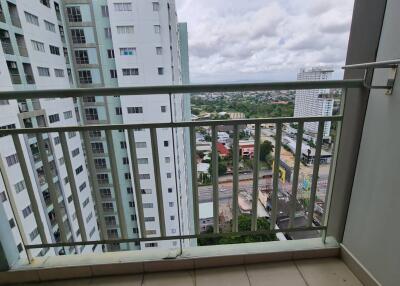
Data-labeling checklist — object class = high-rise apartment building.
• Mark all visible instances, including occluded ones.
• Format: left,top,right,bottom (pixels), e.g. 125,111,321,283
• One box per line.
0,0,191,257
294,67,334,139
0,0,100,258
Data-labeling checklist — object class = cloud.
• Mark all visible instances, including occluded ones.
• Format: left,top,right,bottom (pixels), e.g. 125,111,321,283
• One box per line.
176,0,354,83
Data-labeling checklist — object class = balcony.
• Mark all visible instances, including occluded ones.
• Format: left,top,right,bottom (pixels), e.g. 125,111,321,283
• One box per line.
0,39,14,55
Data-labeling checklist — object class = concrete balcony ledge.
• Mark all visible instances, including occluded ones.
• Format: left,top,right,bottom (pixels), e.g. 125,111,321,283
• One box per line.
0,238,340,284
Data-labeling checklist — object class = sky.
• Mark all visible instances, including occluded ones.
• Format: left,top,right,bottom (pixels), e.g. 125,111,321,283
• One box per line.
176,0,355,83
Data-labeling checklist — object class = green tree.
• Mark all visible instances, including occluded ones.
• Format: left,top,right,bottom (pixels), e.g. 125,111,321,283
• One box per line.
259,140,274,162
209,160,227,176
198,215,277,246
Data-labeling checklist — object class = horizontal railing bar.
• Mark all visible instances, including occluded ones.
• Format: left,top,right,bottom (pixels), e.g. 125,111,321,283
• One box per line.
342,59,400,69
0,116,343,136
25,226,326,249
0,80,363,100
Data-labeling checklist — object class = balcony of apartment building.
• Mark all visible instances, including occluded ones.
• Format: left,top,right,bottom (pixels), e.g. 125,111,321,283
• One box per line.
15,34,28,58
0,1,399,285
23,63,35,84
0,3,6,23
7,2,21,28
6,60,21,84
0,29,14,55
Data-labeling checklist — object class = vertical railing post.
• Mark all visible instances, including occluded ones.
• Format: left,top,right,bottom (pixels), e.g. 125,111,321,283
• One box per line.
211,126,219,234
307,121,325,227
150,128,166,237
270,123,282,230
251,123,261,231
189,127,200,235
232,125,239,232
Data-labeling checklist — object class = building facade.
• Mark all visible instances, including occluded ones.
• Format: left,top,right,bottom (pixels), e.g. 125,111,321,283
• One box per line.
293,67,334,139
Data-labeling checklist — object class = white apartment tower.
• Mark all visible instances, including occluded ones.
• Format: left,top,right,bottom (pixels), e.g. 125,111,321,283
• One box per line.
0,0,100,259
294,67,334,139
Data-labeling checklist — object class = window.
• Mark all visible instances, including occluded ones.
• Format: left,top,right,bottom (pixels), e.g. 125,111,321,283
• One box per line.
63,111,73,119
156,47,163,55
22,205,32,218
122,157,129,165
38,67,50,77
44,20,55,32
166,172,172,178
59,157,64,165
139,174,150,180
75,50,89,64
94,158,107,169
75,165,83,175
68,131,76,138
133,228,139,234
161,106,167,112
49,113,60,123
54,69,64,77
114,2,132,11
141,189,152,194
97,174,109,184
127,106,143,113
86,212,93,223
169,202,174,207
131,214,137,220
115,107,122,115
136,142,147,148
54,136,60,145
120,47,136,56
15,180,26,193
85,108,98,120
79,182,87,192
105,216,116,226
122,68,139,76
40,0,50,8
107,49,115,58
104,27,112,38
102,202,113,211
49,45,60,55
72,148,80,157
170,216,175,221
125,173,131,180
145,242,158,247
68,195,73,203
64,176,69,185
89,227,96,238
0,192,7,202
144,217,155,222
152,2,160,11
164,140,169,147
100,188,112,198
158,67,164,75
9,218,15,228
143,203,153,208
82,197,90,208
67,6,82,22
31,40,45,52
129,201,135,207
165,157,170,163
101,5,109,17
29,228,39,241
17,243,23,253
71,29,86,44
137,158,148,164
6,154,18,166
117,25,134,34
89,130,102,138
78,70,92,84
154,25,161,33
25,12,39,26
110,69,117,79
120,141,127,149
127,187,133,194
91,142,104,153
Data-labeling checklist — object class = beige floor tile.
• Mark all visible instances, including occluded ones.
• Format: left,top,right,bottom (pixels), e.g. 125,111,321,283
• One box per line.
143,271,195,286
245,261,307,286
296,258,363,286
195,266,250,286
89,274,143,286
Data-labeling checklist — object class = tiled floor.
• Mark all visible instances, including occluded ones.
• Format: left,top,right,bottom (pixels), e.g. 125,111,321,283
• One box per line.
22,258,362,286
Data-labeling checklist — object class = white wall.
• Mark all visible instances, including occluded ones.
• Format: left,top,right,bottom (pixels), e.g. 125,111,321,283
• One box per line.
342,0,400,285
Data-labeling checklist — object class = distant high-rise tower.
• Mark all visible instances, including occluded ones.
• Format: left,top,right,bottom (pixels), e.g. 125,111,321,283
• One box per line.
294,67,334,139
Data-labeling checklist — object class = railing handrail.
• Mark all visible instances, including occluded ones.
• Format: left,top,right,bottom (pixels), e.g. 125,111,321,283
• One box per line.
0,79,364,100
0,115,343,136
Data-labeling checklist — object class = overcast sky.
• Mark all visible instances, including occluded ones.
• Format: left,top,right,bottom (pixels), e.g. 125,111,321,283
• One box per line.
176,0,355,83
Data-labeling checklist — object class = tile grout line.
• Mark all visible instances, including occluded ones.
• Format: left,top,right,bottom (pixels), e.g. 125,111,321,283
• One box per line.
243,264,252,286
140,272,145,286
293,260,310,286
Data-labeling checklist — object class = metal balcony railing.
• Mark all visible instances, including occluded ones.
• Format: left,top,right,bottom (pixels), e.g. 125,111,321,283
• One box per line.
0,79,365,263
1,40,14,55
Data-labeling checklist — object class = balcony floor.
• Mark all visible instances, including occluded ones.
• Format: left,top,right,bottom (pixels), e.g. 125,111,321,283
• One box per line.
22,258,362,286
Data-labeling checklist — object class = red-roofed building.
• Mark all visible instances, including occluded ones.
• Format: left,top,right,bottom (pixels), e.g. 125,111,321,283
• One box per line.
216,143,230,158
239,140,255,158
